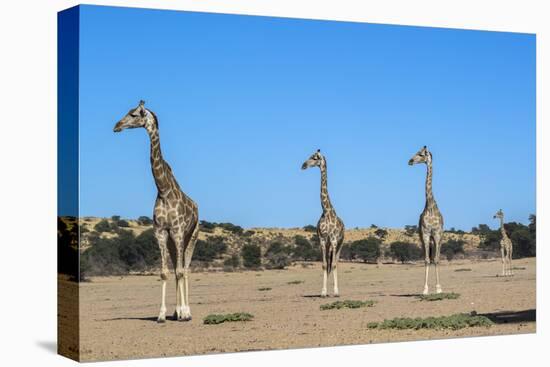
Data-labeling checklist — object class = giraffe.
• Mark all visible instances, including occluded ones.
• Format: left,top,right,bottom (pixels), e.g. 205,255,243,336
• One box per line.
493,209,513,276
114,100,199,322
409,146,444,295
302,149,345,297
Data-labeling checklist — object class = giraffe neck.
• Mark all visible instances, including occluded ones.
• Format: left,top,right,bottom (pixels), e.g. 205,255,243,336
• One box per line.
499,217,508,239
145,117,172,197
425,159,435,207
320,162,333,213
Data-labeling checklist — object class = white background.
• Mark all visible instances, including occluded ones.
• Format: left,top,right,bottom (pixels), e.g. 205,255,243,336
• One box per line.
0,1,546,366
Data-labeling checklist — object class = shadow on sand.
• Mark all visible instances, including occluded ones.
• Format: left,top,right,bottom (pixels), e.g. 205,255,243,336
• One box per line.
480,309,536,324
100,316,164,322
389,293,421,298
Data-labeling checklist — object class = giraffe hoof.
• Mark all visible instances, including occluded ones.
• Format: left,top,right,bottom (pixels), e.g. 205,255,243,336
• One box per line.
333,293,340,298
180,316,192,322
157,317,166,323
422,288,429,296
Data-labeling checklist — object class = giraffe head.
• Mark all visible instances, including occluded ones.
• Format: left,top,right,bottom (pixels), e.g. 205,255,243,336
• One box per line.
408,145,432,166
113,100,156,132
493,209,504,220
301,149,325,170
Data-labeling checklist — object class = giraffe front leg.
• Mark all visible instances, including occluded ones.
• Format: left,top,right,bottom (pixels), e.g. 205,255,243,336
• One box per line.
332,244,341,297
320,239,328,297
155,228,170,323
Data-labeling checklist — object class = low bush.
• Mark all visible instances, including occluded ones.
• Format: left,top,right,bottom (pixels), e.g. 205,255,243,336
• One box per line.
418,292,460,301
203,312,253,325
241,243,262,269
320,300,375,310
388,241,423,263
367,312,493,330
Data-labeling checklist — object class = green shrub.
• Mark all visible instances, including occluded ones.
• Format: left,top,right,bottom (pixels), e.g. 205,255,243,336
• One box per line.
265,242,292,269
137,216,153,225
223,254,241,269
345,237,381,263
320,300,375,310
287,280,304,285
94,219,112,233
441,240,465,261
217,222,244,235
241,243,261,269
58,217,79,279
367,312,493,330
418,292,460,301
388,241,423,263
193,236,227,263
292,235,321,261
117,219,130,228
303,225,317,233
203,312,253,325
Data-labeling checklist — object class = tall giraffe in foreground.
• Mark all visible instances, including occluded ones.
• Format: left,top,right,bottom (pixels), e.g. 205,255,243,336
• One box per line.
114,101,199,322
409,146,444,295
302,149,345,297
494,209,513,276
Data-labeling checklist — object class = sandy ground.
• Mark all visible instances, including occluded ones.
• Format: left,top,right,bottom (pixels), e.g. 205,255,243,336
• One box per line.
70,258,535,361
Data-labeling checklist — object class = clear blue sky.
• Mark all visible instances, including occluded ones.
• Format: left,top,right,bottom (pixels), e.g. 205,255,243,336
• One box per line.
77,5,535,230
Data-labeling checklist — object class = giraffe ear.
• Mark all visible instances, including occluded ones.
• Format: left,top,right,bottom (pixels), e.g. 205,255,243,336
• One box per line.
317,149,321,153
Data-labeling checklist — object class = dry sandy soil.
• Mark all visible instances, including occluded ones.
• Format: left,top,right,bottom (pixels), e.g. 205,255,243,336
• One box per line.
69,257,535,361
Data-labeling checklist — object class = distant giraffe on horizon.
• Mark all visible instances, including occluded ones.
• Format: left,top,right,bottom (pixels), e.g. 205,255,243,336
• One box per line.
409,146,444,295
114,100,199,322
494,209,513,277
302,149,345,297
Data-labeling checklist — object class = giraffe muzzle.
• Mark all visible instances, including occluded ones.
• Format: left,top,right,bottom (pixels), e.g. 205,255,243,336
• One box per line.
408,159,414,165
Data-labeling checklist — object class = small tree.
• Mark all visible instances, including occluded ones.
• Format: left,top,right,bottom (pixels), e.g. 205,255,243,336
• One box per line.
193,236,227,263
137,216,153,226
241,243,262,269
94,219,112,233
117,219,130,228
265,242,292,269
303,225,317,233
292,235,320,261
223,254,241,270
350,237,381,263
388,241,423,263
111,215,121,222
441,239,465,261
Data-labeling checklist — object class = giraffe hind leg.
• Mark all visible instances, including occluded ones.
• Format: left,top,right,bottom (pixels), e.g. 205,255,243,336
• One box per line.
180,221,199,322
